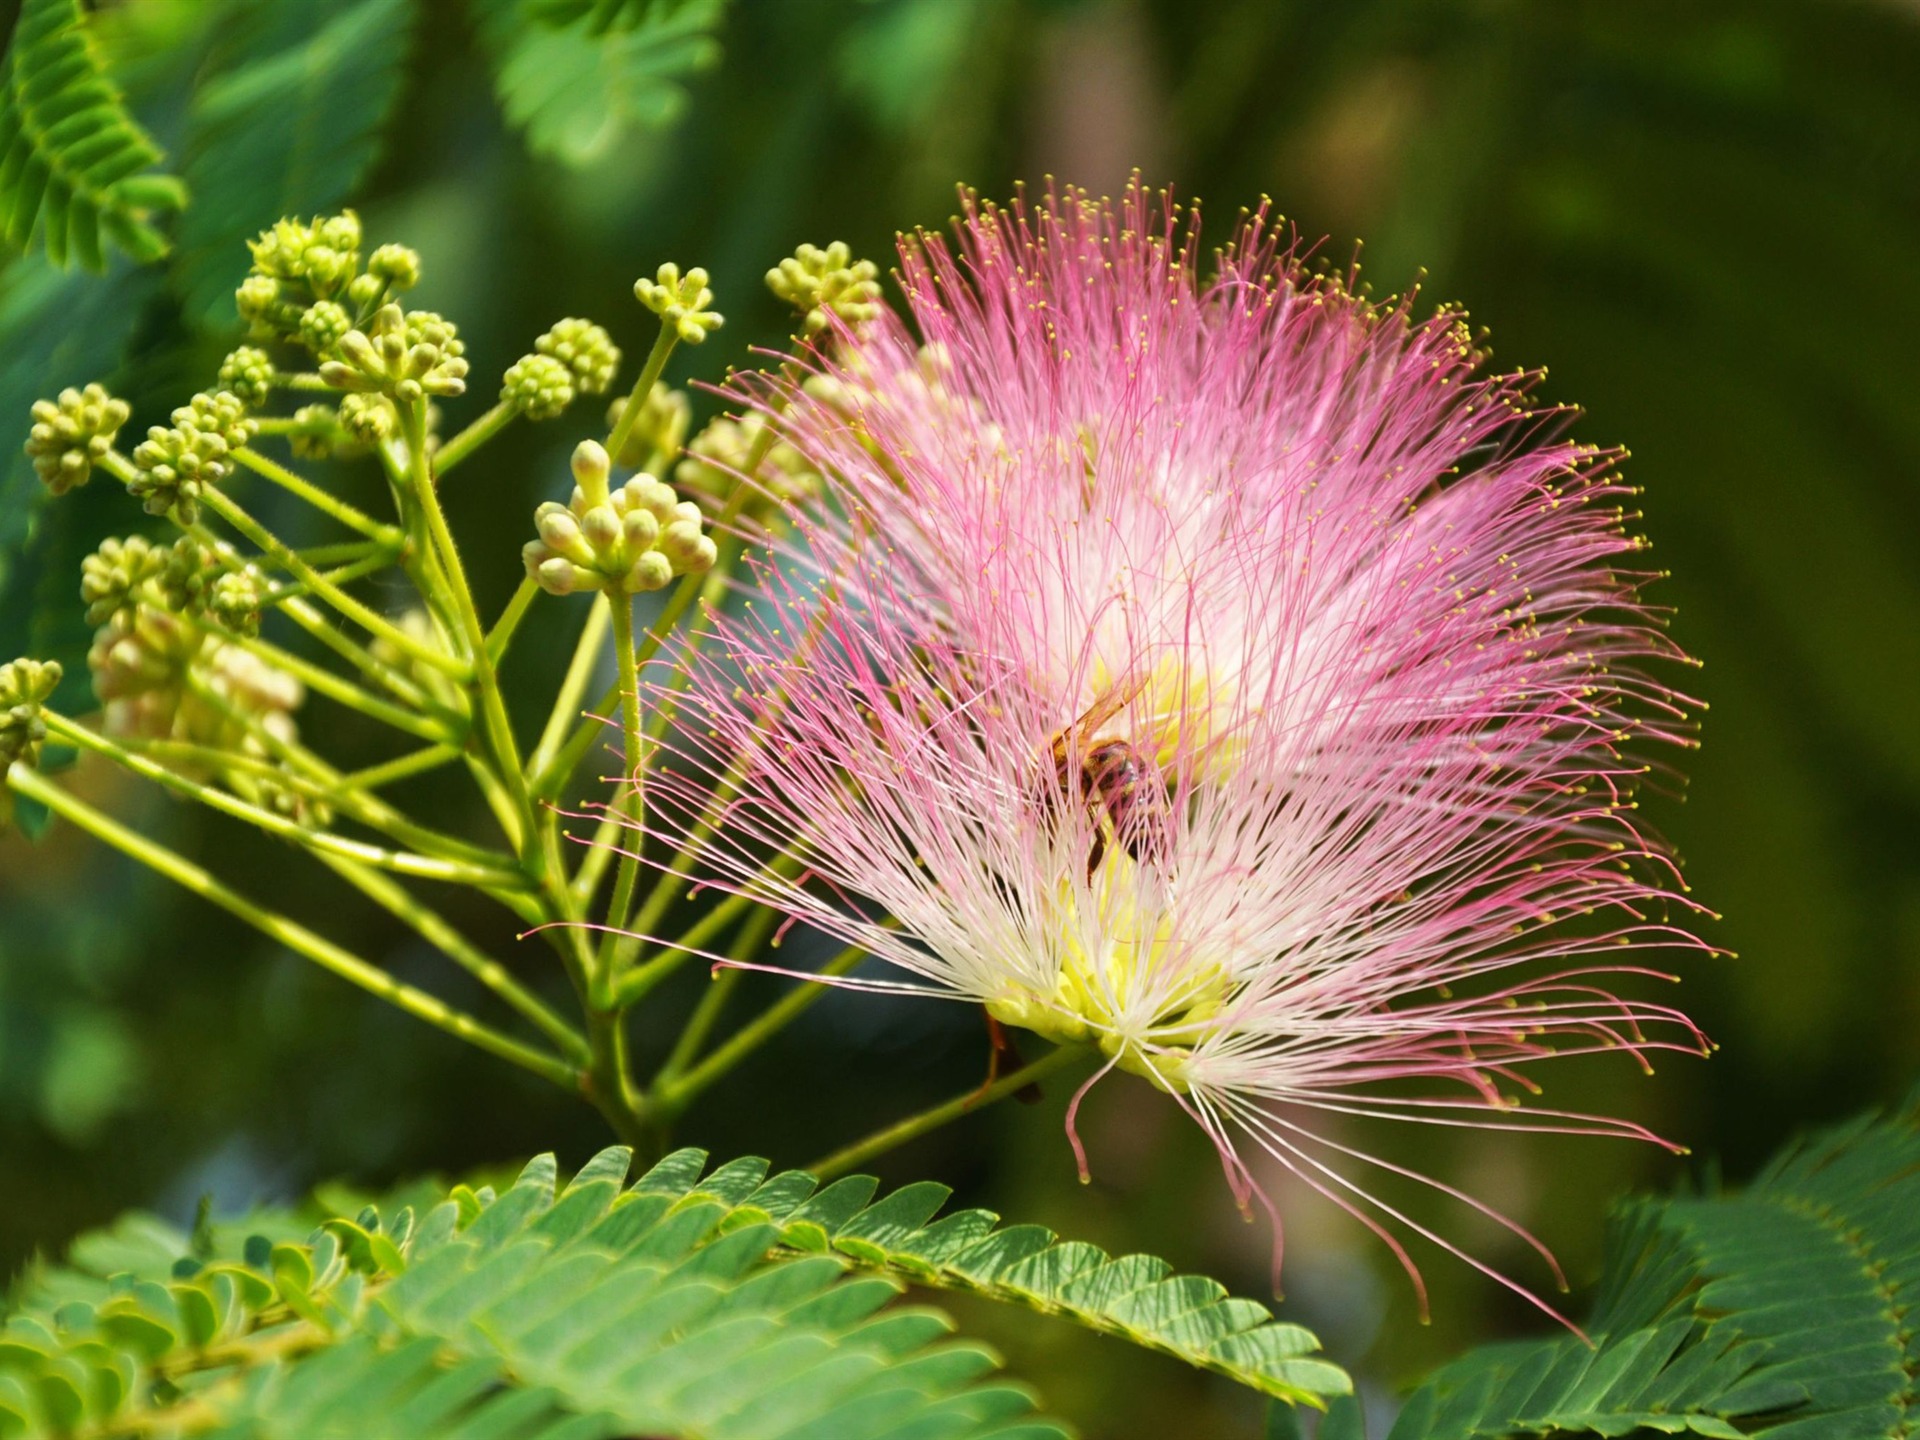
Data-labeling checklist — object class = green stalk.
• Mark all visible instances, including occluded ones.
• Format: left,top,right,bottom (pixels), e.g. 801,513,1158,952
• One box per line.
224,629,453,744
275,596,441,714
200,488,468,680
344,744,462,791
43,713,526,891
311,851,590,1064
486,576,540,664
651,903,778,1087
4,765,579,1091
606,324,680,466
652,940,869,1120
398,400,539,865
529,598,611,785
594,597,647,994
806,1045,1091,1181
232,447,401,544
435,400,518,475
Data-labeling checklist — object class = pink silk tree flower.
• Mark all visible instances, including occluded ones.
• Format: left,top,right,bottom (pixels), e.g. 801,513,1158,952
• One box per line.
642,183,1711,1322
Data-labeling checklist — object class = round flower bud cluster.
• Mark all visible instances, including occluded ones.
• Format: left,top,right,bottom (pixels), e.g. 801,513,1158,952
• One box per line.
606,384,690,469
298,301,354,357
89,604,302,752
524,440,716,597
320,305,469,403
634,263,724,344
235,212,423,348
127,391,257,524
336,393,398,446
81,536,172,626
535,318,621,395
676,410,820,513
25,384,131,495
766,241,883,336
217,347,276,408
0,658,61,771
284,404,362,461
500,353,575,421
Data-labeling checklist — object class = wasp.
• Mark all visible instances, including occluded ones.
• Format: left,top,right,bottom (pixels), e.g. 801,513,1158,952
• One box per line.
1035,680,1172,885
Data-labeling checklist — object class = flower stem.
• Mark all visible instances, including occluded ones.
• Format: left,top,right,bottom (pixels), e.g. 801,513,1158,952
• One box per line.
343,743,463,791
652,903,777,1087
806,1045,1091,1181
606,325,680,467
529,598,611,788
651,940,868,1120
223,628,454,744
310,851,589,1064
199,488,468,681
232,447,401,544
3,764,579,1090
486,576,540,664
594,596,647,996
434,400,517,475
42,713,527,892
398,400,538,867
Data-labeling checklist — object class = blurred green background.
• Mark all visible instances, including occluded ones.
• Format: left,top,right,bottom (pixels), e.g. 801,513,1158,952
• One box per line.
4,0,1920,1434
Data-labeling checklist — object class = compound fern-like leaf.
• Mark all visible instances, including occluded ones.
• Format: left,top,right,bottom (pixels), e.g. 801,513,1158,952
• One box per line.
4,1150,1073,1439
1388,1086,1920,1438
0,0,187,269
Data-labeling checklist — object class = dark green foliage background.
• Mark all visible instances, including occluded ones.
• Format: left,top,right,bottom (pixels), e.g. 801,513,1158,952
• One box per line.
2,1,1918,1435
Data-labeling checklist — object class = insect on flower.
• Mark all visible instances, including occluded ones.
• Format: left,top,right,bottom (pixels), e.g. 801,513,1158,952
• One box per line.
1033,677,1172,885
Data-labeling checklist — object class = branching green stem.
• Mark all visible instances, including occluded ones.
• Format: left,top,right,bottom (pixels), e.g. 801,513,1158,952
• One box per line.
200,488,468,681
344,744,462,791
487,576,540,663
311,852,589,1064
807,1045,1092,1181
43,713,526,891
4,764,579,1090
233,447,401,544
594,597,647,994
652,940,869,1120
435,400,517,475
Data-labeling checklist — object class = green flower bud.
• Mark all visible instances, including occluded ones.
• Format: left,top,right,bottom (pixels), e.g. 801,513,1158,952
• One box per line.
25,383,131,495
208,566,266,637
236,274,290,336
247,212,362,296
634,262,724,344
534,318,621,395
337,393,397,445
299,301,354,356
766,241,884,336
285,404,354,461
524,453,715,597
80,536,169,626
126,392,257,525
501,353,575,421
89,602,302,750
676,410,820,515
0,657,62,771
319,305,469,402
217,346,275,408
368,242,422,290
605,383,689,469
346,272,385,311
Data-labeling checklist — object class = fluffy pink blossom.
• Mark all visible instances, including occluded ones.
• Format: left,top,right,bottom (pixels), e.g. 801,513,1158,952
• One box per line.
643,184,1711,1321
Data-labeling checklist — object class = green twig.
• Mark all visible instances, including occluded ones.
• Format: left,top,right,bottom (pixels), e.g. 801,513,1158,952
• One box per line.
486,576,540,664
344,744,462,791
4,764,579,1090
435,399,517,475
43,713,527,891
807,1045,1091,1181
652,939,869,1120
232,447,400,544
606,324,679,466
311,851,589,1064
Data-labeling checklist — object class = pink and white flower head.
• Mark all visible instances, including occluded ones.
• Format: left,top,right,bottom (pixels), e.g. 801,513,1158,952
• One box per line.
645,182,1711,1322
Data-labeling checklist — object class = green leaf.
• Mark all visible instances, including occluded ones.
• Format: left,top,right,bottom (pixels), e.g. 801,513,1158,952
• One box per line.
1,1146,1078,1439
476,0,727,165
0,0,186,270
174,0,414,327
1390,1087,1920,1437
